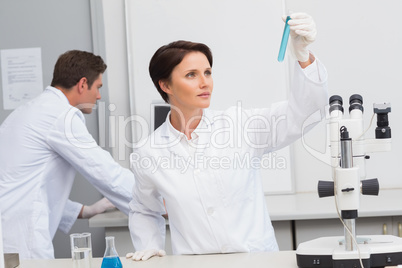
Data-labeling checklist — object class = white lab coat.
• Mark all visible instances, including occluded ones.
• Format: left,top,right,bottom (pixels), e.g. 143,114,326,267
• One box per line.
129,59,328,254
0,87,134,259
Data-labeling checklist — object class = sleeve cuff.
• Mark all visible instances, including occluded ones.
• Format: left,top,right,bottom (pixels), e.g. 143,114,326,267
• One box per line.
300,53,324,83
58,200,82,234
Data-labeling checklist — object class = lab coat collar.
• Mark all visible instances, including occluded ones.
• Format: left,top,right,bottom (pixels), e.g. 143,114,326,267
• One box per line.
45,86,71,105
159,109,214,138
45,86,86,123
156,109,215,165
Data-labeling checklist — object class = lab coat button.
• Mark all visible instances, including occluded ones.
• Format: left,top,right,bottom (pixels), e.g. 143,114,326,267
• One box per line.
207,207,214,215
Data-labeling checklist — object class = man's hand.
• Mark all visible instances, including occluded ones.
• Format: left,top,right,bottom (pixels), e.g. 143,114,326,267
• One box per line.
79,197,115,219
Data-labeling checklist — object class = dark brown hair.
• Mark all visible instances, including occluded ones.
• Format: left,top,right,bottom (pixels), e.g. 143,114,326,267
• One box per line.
51,50,107,89
149,40,213,103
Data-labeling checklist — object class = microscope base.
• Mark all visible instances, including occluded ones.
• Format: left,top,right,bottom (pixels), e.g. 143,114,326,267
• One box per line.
296,235,402,268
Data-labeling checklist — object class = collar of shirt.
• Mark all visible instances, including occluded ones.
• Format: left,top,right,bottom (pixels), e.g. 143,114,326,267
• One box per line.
165,111,203,145
165,110,216,158
45,85,86,123
46,86,71,105
158,109,215,155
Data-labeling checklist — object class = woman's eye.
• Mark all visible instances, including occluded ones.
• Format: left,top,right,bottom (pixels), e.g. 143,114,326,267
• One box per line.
205,70,212,76
186,72,195,78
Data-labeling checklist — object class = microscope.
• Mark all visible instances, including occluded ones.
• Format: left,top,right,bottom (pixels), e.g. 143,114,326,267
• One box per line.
296,94,402,268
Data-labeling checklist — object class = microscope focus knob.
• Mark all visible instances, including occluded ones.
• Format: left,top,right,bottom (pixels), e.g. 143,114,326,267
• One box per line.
361,178,379,196
318,180,335,198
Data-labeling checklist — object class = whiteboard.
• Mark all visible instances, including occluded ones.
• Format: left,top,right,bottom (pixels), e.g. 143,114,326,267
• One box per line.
125,0,295,194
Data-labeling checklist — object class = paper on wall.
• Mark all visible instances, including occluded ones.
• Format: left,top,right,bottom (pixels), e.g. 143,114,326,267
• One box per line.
1,47,44,110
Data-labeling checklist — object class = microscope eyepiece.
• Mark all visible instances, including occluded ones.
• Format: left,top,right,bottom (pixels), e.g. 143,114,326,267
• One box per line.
349,94,364,113
329,95,344,113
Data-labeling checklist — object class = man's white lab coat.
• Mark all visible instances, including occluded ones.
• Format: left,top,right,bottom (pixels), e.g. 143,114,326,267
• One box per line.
0,87,134,259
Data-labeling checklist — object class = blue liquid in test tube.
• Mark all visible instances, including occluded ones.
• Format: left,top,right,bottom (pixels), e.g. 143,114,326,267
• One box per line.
277,16,291,62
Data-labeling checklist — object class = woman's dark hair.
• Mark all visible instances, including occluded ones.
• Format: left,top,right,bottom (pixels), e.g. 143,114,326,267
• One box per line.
51,50,107,89
149,40,213,103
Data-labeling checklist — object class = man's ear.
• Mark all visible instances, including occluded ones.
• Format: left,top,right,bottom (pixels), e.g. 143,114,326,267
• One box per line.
77,77,88,94
159,80,171,95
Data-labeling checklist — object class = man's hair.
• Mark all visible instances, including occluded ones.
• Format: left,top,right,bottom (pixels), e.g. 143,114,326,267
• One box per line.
149,40,213,103
51,50,107,89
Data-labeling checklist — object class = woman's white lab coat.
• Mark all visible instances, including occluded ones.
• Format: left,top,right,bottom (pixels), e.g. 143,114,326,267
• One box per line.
129,59,328,254
0,87,134,259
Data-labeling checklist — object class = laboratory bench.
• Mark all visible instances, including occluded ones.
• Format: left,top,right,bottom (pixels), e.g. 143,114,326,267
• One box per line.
20,251,297,267
89,188,402,254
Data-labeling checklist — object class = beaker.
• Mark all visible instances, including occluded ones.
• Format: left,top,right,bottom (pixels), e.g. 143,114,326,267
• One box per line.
70,232,92,268
101,236,122,268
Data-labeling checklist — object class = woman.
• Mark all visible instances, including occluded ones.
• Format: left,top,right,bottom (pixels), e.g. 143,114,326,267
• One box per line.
128,13,328,261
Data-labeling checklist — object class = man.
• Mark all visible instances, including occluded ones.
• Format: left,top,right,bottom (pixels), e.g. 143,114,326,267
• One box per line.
0,50,134,259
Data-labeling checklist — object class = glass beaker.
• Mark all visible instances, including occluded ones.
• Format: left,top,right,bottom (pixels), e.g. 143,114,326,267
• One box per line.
70,232,92,268
101,236,122,268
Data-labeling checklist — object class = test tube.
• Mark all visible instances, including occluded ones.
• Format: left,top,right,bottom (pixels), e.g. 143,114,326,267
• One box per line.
277,16,291,62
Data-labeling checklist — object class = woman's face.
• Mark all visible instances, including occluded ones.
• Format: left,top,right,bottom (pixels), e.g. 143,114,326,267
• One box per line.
161,51,213,114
